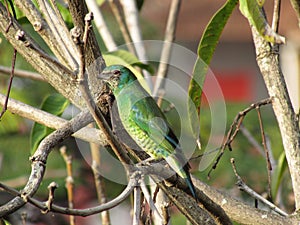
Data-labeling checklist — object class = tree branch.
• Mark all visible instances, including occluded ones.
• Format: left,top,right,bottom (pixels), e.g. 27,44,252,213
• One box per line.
87,0,117,51
0,66,45,81
153,0,181,96
0,171,140,216
251,25,300,211
0,94,105,145
0,110,92,216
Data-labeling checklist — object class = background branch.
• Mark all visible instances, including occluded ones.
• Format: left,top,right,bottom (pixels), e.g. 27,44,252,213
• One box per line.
153,0,181,96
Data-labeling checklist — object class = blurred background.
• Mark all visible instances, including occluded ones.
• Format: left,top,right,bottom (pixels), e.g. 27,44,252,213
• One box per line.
0,0,299,224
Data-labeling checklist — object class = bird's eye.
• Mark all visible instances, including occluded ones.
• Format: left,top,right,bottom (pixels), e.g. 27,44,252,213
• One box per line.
112,69,120,75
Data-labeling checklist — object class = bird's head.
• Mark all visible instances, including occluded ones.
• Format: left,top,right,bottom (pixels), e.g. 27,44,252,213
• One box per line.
99,65,137,94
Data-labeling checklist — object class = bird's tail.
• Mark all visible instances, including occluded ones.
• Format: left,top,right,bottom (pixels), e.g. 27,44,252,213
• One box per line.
183,166,198,200
165,156,198,200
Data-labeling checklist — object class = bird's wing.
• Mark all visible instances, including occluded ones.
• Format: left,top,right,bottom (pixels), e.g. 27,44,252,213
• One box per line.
130,97,180,153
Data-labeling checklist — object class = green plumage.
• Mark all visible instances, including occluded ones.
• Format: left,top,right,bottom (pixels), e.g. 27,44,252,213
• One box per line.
100,65,197,199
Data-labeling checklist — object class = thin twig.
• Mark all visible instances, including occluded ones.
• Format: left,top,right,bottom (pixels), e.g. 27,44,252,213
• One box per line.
230,158,288,216
120,0,153,90
0,49,16,118
87,0,117,51
44,182,58,213
89,126,111,225
239,124,277,171
108,0,136,54
0,66,44,81
153,0,181,96
60,146,75,225
271,0,281,32
0,171,141,216
140,180,163,224
133,187,141,225
37,0,79,69
0,0,17,119
208,98,272,178
256,107,272,201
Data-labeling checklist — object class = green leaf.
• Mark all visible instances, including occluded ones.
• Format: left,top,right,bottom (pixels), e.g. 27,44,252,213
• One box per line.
271,151,288,199
104,50,154,74
188,0,238,137
30,93,69,154
239,0,285,44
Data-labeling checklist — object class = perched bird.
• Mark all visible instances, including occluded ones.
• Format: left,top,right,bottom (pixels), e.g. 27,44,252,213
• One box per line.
99,64,197,199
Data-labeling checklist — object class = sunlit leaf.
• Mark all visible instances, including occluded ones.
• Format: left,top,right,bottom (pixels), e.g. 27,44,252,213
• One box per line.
239,0,285,44
188,0,238,138
104,50,154,74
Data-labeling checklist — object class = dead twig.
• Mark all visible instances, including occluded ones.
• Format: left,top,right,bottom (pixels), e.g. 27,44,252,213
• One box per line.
256,106,272,201
208,98,272,178
0,0,17,119
43,182,58,213
230,158,287,216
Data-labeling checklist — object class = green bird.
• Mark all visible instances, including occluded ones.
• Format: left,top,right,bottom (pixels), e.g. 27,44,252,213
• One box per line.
99,64,197,199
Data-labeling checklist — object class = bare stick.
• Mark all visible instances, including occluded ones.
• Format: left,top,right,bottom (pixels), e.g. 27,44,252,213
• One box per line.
0,66,44,81
87,0,117,51
140,180,163,223
153,0,181,96
0,0,17,119
0,171,140,216
36,0,79,69
230,158,287,216
0,94,104,145
108,0,136,54
133,187,141,225
271,0,281,32
208,98,272,178
44,182,58,213
256,107,273,201
0,49,16,118
89,127,111,225
60,146,75,225
120,0,153,90
251,23,300,210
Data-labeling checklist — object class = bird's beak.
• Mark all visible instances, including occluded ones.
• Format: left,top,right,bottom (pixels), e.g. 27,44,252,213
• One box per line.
98,71,110,81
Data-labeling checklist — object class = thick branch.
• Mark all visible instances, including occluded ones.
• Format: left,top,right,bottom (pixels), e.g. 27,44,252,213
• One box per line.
67,0,105,100
15,0,78,70
141,164,295,224
0,94,105,145
0,2,85,108
251,26,300,211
